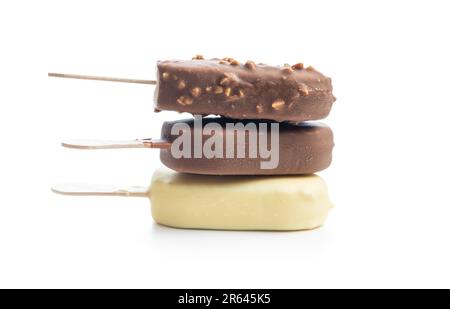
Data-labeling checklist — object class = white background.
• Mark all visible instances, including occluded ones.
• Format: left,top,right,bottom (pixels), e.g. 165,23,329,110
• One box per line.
0,0,449,288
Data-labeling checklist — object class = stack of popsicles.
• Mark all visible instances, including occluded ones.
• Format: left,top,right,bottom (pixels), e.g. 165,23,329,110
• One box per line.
53,56,336,231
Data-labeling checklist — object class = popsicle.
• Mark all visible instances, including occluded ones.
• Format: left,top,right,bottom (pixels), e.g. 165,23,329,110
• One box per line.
49,56,335,122
155,57,335,122
62,118,334,175
53,168,333,231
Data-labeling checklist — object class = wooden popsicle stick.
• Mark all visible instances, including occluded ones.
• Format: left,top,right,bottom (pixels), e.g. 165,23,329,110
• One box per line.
48,72,157,85
61,139,172,150
52,183,148,197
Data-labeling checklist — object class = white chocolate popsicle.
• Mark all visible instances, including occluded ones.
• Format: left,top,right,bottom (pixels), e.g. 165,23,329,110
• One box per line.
52,168,333,231
149,168,333,231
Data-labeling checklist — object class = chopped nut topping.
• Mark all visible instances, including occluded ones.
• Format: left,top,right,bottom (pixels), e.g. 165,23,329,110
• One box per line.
292,63,304,70
230,60,239,66
256,104,264,113
283,63,291,67
219,60,227,64
306,66,315,71
192,54,204,60
162,72,170,80
272,99,285,110
177,95,193,106
205,86,212,93
224,87,232,97
214,86,223,94
282,67,294,74
245,60,256,70
177,80,186,90
222,57,234,63
238,89,245,97
297,83,309,96
219,73,237,86
220,76,230,86
190,87,201,97
172,75,178,81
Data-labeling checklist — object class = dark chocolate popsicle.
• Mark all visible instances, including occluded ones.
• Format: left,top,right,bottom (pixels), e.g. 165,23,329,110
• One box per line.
154,57,335,122
160,117,334,175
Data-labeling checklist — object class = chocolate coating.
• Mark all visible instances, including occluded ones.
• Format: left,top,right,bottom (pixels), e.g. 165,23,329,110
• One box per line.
154,58,335,122
159,118,334,175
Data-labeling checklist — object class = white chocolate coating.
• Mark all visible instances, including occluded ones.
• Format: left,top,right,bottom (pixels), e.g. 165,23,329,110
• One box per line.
149,168,333,231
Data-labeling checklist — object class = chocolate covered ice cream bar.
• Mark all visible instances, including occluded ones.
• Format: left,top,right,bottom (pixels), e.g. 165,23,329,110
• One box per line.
159,118,334,175
62,118,334,175
155,57,335,122
49,56,335,122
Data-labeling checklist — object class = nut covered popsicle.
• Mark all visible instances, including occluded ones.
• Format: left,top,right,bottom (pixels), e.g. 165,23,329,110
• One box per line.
155,57,335,122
